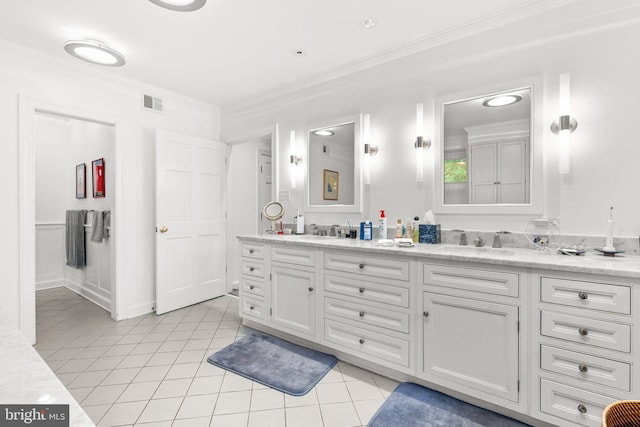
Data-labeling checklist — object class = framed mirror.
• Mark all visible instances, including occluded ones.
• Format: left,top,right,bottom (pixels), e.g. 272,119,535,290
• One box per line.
433,78,543,214
305,115,363,213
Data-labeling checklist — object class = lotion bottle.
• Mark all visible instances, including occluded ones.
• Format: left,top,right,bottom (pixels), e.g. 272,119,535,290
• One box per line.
378,210,387,239
404,218,412,239
396,219,403,238
412,216,420,243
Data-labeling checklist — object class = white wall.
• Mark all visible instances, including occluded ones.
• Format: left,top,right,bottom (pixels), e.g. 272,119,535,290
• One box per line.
0,41,220,331
221,4,640,240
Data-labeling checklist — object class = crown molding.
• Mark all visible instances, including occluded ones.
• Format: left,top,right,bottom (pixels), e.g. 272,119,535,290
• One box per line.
222,0,577,113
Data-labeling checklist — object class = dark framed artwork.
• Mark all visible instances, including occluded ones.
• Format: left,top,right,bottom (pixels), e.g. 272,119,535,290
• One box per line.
92,158,105,198
76,163,86,199
323,169,339,201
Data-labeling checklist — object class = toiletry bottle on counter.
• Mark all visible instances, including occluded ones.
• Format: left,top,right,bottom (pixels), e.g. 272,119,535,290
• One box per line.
405,218,412,239
412,216,420,243
364,222,372,240
396,219,403,238
379,210,387,239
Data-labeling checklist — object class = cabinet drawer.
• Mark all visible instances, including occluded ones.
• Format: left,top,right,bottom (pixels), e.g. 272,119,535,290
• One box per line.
325,252,409,281
423,264,519,297
324,273,409,308
241,260,265,278
271,245,316,267
240,277,265,297
324,319,409,368
540,277,631,314
540,345,630,391
241,243,265,260
540,379,617,427
240,295,266,321
324,297,409,333
540,311,631,353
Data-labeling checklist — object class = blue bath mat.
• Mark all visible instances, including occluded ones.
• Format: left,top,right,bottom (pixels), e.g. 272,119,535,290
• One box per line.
207,333,337,396
369,382,530,427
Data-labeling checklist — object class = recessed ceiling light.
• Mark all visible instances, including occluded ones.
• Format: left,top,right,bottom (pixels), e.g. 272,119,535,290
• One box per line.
63,40,125,67
482,94,523,107
147,0,206,11
362,18,377,29
313,130,334,136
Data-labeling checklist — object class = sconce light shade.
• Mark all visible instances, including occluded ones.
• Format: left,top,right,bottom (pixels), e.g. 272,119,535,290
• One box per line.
414,103,431,183
289,130,301,189
551,73,578,174
363,114,378,185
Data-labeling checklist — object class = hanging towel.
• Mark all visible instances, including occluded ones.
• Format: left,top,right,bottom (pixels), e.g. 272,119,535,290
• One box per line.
65,210,87,268
102,210,111,239
91,210,104,243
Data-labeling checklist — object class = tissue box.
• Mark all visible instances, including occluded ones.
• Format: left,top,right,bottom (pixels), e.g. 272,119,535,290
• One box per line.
419,224,441,244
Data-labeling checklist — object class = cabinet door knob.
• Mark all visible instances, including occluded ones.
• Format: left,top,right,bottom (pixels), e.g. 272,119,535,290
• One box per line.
359,263,365,269
577,404,587,414
249,285,255,290
578,364,589,373
578,292,589,300
249,267,255,272
308,287,314,292
578,328,589,336
359,339,365,344
249,249,255,254
249,305,255,310
423,311,429,317
358,287,365,293
359,311,365,318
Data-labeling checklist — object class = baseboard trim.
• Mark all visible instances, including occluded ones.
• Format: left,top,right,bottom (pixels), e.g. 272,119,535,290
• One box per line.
36,279,65,291
64,280,111,313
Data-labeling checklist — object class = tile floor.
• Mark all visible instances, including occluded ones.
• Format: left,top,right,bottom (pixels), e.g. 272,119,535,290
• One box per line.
35,287,399,427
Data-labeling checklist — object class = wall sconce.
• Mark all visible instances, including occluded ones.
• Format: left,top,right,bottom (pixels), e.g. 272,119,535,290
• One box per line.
414,103,431,183
551,72,578,174
363,114,378,185
289,130,302,189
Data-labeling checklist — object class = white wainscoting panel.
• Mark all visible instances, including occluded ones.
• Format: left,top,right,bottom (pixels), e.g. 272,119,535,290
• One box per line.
35,224,65,290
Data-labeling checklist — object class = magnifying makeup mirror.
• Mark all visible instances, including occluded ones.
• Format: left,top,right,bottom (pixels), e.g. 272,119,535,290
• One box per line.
262,201,285,233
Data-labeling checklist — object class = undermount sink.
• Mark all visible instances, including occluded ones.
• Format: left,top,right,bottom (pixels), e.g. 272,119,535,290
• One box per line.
439,246,516,256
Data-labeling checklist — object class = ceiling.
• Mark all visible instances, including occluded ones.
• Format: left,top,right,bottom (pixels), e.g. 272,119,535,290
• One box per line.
0,1,569,108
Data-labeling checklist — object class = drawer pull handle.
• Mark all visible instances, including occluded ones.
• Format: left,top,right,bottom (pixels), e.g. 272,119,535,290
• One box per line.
249,285,255,290
578,328,589,336
249,267,255,272
577,404,587,414
359,311,365,317
578,292,589,300
359,339,365,344
359,263,365,269
249,305,255,310
308,287,314,292
423,311,429,318
249,249,255,254
578,364,589,373
359,287,365,293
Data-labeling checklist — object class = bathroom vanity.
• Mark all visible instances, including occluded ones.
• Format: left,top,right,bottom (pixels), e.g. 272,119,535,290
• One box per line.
237,235,640,426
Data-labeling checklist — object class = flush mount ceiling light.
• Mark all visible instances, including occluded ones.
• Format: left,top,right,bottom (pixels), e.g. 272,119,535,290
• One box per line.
313,130,334,136
63,40,125,67
147,0,207,11
482,94,523,107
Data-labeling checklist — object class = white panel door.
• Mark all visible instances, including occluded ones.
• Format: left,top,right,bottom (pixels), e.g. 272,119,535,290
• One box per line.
156,130,227,314
258,153,272,234
469,143,497,204
497,139,527,204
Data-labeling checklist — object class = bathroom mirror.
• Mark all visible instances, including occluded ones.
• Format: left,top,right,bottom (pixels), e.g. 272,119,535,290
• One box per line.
305,115,362,213
434,79,543,215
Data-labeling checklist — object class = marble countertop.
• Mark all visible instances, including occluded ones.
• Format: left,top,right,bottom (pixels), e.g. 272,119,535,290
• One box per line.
238,234,640,279
0,312,94,426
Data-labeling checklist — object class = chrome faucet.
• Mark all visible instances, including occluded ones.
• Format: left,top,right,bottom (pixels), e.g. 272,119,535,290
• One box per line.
492,231,511,248
452,229,467,246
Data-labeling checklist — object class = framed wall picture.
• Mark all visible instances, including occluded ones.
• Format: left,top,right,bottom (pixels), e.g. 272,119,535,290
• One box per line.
76,163,86,199
323,169,339,201
92,158,105,198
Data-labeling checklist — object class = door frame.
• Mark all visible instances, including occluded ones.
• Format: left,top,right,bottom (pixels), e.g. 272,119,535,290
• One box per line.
18,95,123,343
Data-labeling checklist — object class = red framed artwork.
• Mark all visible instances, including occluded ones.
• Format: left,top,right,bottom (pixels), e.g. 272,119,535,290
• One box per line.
92,158,105,198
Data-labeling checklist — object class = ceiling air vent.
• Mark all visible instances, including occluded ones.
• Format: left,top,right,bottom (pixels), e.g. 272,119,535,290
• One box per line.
142,94,163,113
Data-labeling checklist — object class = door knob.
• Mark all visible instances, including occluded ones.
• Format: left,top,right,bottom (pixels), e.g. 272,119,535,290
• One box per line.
159,226,168,233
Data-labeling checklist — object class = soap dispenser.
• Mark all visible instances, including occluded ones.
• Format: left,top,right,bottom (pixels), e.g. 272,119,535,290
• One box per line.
294,210,305,234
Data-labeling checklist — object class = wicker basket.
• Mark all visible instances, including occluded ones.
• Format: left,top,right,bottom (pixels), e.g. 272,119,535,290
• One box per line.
602,400,640,427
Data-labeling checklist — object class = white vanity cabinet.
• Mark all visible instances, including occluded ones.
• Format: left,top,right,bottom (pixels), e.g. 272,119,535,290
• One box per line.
322,251,413,372
420,261,524,409
269,245,318,338
239,242,267,323
533,271,637,427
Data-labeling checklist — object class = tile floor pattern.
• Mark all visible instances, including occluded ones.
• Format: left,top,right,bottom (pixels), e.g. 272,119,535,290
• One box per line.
35,288,400,427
